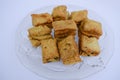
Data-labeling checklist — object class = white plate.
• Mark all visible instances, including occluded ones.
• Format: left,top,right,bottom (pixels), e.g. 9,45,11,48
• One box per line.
15,5,114,80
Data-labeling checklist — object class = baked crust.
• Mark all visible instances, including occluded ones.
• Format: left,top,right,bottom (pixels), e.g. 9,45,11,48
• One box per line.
28,25,51,37
31,13,53,26
52,5,69,21
52,20,77,31
70,10,88,23
79,34,100,56
58,36,82,65
41,39,59,63
28,25,52,47
79,19,102,39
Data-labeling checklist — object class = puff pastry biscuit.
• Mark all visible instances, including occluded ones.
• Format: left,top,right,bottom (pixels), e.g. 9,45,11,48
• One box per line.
52,20,77,31
79,34,100,56
31,13,53,27
41,39,59,63
52,5,69,21
58,36,82,65
80,19,102,39
71,10,88,23
28,25,51,37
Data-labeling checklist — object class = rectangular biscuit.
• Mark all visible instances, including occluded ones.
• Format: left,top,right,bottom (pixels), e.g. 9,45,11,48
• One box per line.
52,20,77,31
28,25,51,37
58,36,82,65
79,34,100,56
70,10,88,23
52,5,69,21
79,19,102,39
41,39,59,63
31,13,53,26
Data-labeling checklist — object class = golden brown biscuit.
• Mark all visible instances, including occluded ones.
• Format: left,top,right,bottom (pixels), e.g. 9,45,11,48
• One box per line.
41,39,59,63
28,25,51,37
79,34,100,56
28,25,52,47
58,36,82,65
70,10,88,23
52,5,69,21
31,13,53,26
52,20,77,31
79,19,102,39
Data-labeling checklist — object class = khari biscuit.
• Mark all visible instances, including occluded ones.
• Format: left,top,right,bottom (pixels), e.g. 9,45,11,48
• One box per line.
52,5,69,21
58,36,81,65
28,25,51,37
31,13,53,26
79,34,100,56
70,10,88,23
41,39,59,63
52,20,77,31
80,19,102,39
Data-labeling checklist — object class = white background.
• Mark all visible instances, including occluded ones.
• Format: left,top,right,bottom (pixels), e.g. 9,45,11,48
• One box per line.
1,0,120,80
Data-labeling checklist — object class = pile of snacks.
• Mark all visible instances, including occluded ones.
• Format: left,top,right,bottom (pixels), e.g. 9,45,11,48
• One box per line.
27,5,102,65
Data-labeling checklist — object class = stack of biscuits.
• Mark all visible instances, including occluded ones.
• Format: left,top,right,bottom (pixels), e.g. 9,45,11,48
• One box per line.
52,20,77,41
28,13,53,47
52,5,77,40
69,8,102,56
27,5,103,65
78,19,103,56
52,20,81,65
28,25,52,47
52,5,81,64
28,12,60,63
